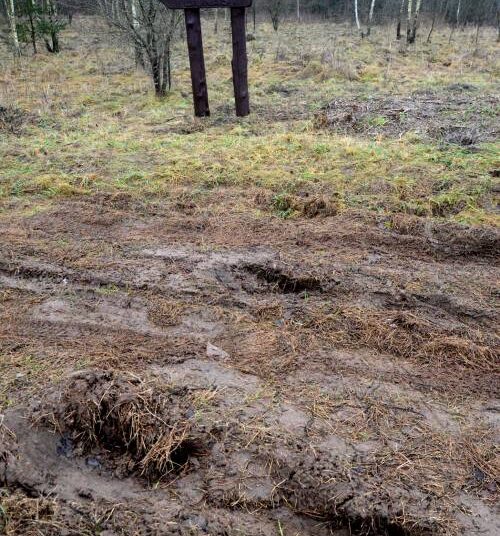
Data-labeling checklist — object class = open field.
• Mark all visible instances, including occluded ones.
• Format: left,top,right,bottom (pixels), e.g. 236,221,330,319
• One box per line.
0,16,499,536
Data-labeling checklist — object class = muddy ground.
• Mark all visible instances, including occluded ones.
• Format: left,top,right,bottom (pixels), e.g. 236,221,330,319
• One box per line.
0,191,499,535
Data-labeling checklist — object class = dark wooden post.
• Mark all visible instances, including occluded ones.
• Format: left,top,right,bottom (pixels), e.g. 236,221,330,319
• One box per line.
230,7,250,117
184,8,210,117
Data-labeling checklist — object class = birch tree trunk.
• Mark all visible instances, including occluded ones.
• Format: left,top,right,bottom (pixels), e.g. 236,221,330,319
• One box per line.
406,0,413,43
297,0,300,22
3,0,21,56
408,0,422,43
449,0,461,43
354,0,362,37
367,0,376,36
131,0,144,67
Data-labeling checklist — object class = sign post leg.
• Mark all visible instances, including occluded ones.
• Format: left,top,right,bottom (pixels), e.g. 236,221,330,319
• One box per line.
184,8,210,117
230,7,250,117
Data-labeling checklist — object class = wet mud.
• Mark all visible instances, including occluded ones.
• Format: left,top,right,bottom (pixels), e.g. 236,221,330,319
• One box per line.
0,194,498,535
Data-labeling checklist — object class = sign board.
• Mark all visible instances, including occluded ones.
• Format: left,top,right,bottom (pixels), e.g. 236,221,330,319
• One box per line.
162,1,252,8
158,0,253,117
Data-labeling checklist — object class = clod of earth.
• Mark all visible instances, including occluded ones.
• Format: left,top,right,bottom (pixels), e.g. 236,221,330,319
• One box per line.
31,370,205,481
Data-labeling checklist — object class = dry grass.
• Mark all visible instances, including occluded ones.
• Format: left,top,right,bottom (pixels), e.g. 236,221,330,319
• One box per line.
148,297,186,327
0,492,59,536
298,304,498,372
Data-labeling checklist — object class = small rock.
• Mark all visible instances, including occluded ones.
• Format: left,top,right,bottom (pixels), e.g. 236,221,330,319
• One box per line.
206,342,229,360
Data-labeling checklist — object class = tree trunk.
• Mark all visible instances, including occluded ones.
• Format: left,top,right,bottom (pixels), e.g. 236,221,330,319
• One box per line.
409,0,421,43
354,0,362,37
449,0,461,43
406,0,413,43
44,0,60,53
367,0,376,36
426,0,440,43
4,0,21,56
27,0,38,54
296,0,300,22
131,0,144,68
474,22,481,48
496,4,500,42
396,0,405,40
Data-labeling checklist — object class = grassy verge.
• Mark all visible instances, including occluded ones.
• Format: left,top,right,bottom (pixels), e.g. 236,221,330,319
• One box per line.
0,19,498,225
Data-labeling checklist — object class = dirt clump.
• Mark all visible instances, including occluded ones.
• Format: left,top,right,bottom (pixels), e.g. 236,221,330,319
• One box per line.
33,370,205,481
268,190,343,219
243,261,323,293
276,447,441,535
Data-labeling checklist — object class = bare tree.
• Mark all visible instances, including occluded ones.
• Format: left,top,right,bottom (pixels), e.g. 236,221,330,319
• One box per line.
449,0,461,42
407,0,422,43
98,0,181,97
21,0,38,54
39,0,65,53
427,0,442,43
406,0,413,42
130,0,144,67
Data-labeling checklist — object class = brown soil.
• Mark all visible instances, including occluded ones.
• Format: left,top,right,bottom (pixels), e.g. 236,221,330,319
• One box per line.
0,191,499,535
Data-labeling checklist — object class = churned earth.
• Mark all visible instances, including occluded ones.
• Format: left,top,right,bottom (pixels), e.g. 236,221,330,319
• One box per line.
0,190,498,535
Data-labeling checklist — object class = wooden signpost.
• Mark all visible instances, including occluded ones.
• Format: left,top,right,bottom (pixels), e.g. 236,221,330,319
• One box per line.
160,1,252,117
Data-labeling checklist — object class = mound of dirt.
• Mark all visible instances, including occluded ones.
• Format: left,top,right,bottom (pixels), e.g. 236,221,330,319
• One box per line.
314,90,499,144
276,447,440,535
32,370,205,481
